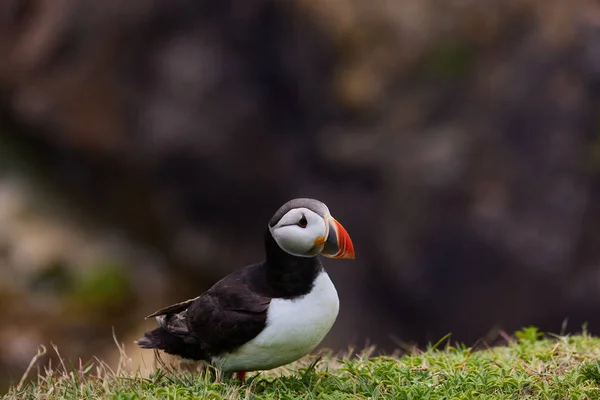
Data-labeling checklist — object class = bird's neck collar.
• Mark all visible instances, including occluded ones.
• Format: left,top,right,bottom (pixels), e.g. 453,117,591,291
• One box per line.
264,230,323,298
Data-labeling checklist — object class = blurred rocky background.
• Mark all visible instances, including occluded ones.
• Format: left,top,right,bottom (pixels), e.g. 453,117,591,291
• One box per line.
2,0,600,390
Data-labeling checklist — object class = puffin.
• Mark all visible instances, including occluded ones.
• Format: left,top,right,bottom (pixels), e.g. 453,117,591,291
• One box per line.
136,198,355,382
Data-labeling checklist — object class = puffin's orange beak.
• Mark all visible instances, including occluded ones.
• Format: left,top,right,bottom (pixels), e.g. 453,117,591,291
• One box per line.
322,216,355,259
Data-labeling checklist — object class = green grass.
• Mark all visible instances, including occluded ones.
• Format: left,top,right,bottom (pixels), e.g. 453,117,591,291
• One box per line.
6,327,600,399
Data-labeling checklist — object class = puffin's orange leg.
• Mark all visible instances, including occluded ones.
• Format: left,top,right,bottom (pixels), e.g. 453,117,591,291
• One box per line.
235,371,246,383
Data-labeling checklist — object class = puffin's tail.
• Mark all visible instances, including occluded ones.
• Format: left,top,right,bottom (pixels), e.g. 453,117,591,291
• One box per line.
136,327,206,360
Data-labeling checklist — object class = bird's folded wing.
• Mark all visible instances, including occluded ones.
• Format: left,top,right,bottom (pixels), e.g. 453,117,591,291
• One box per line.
156,313,190,337
186,284,271,354
145,296,200,319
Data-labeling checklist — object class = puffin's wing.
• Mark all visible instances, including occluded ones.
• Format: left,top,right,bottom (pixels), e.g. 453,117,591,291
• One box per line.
185,283,271,354
145,296,200,319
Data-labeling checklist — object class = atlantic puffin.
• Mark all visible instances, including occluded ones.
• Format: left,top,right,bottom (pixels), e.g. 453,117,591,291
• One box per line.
136,198,355,382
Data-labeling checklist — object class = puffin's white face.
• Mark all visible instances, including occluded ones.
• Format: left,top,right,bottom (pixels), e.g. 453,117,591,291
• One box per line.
269,204,355,259
269,207,328,258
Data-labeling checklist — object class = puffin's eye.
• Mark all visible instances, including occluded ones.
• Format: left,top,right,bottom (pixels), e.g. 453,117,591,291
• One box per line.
298,215,308,228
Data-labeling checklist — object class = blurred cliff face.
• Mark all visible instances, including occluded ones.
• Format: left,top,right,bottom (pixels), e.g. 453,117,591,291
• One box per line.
1,0,600,387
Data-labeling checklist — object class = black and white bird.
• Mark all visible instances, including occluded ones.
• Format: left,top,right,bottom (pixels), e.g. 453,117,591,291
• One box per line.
136,198,354,382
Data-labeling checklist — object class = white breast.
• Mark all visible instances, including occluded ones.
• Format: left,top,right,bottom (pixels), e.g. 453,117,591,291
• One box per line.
211,271,339,372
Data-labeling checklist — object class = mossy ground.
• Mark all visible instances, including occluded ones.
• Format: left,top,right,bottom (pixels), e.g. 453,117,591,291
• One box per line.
5,328,600,399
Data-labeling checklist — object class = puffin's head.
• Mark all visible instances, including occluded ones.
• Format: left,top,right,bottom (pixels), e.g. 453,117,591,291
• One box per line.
268,198,355,259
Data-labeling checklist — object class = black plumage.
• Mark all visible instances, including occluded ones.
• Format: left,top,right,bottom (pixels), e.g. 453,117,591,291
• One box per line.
137,226,323,361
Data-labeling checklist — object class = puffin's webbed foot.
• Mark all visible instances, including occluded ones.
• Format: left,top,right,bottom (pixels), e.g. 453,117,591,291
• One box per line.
235,371,247,383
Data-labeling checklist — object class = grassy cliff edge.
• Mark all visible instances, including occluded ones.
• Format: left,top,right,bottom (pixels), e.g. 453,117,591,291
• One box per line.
5,328,600,399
